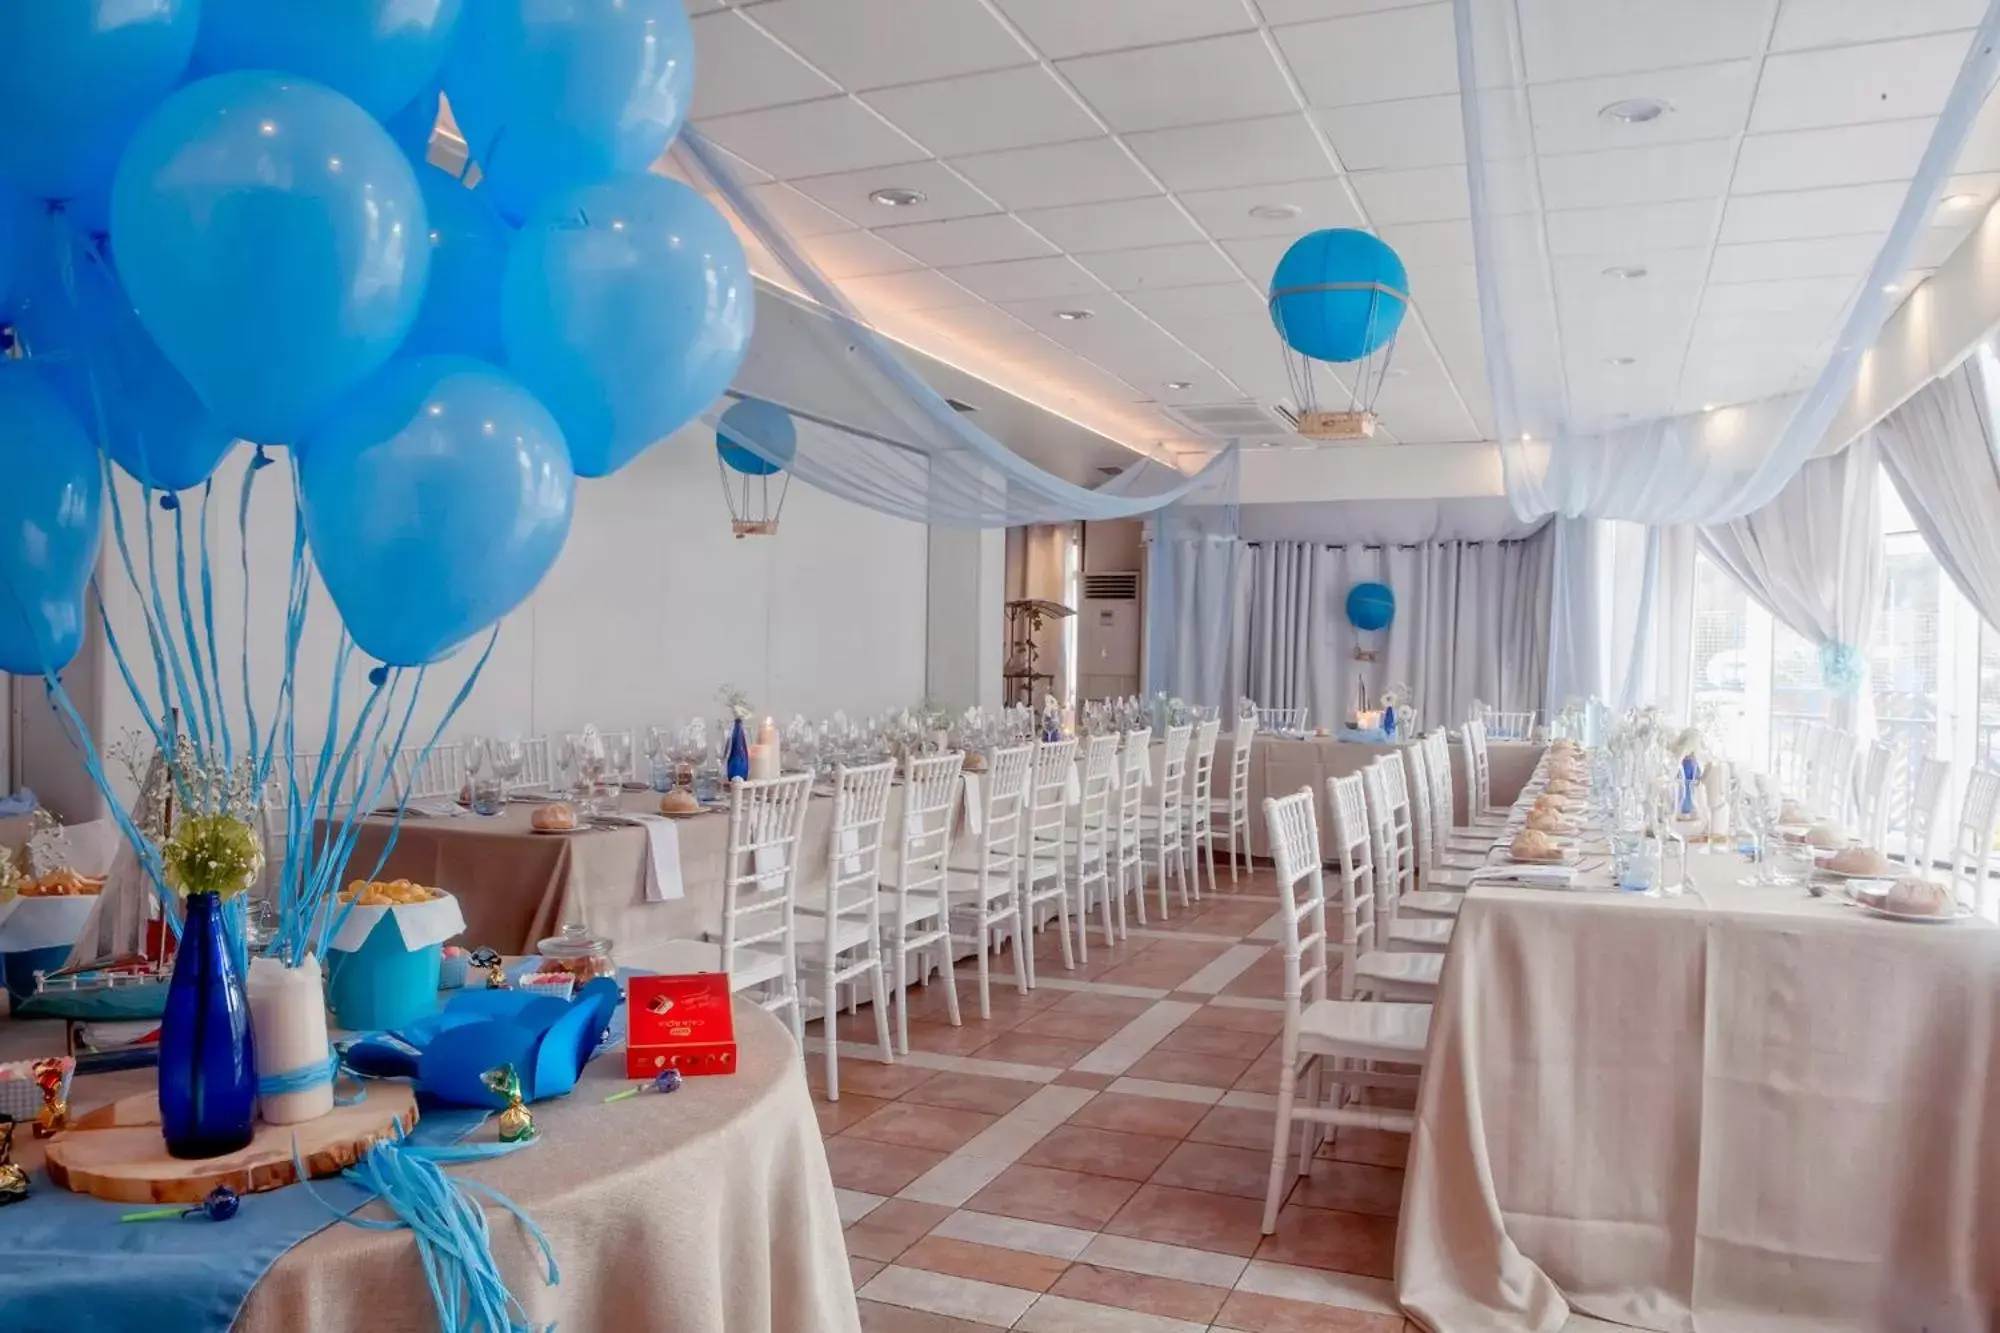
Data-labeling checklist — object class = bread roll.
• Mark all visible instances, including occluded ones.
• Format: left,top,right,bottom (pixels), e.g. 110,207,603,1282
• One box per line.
532,802,578,831
1803,822,1846,848
1510,828,1558,861
1825,845,1890,876
1526,808,1570,834
659,790,700,815
1885,876,1954,917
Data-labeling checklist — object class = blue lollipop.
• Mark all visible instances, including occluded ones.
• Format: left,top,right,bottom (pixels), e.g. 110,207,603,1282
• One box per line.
604,1068,685,1103
122,1185,240,1223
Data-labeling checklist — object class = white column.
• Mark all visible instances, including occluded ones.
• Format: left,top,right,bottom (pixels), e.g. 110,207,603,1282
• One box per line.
925,525,1004,712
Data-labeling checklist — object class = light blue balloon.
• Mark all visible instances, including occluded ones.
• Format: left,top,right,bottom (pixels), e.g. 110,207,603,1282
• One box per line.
298,355,575,666
502,174,752,478
717,398,796,477
1346,581,1395,633
0,0,200,210
0,188,16,320
403,166,510,363
444,0,695,223
111,72,431,445
0,364,105,674
1269,229,1408,364
11,218,238,492
195,0,464,120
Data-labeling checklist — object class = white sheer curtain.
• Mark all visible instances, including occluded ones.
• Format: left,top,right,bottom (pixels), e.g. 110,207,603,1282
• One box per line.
1874,345,2000,630
1699,438,1885,733
1239,531,1552,730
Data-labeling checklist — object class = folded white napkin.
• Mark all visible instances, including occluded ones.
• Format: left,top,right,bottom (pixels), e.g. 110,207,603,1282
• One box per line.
1467,863,1577,888
636,814,684,903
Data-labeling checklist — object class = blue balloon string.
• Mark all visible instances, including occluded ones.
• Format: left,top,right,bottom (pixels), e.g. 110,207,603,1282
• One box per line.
256,1046,364,1106
170,498,220,760
141,488,206,758
198,479,233,772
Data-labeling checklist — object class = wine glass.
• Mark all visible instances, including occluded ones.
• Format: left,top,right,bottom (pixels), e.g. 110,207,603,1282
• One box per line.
462,737,486,795
491,737,524,797
556,734,582,809
606,732,633,792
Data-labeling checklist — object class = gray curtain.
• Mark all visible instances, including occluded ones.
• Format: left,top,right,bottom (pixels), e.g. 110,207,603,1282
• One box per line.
1873,347,2000,632
1239,528,1553,730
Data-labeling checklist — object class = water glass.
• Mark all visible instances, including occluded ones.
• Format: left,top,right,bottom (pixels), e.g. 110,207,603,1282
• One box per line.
471,776,503,816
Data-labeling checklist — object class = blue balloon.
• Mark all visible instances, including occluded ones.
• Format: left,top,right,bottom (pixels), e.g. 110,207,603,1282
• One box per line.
0,0,200,211
1269,229,1408,364
0,364,105,674
0,189,16,320
716,399,796,477
502,174,752,478
111,73,431,446
298,355,575,666
195,0,465,121
444,0,695,223
10,218,237,491
385,88,443,167
1346,581,1395,633
404,166,511,362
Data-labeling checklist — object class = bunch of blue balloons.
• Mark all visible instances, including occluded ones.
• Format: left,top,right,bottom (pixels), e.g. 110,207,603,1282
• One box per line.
0,0,755,670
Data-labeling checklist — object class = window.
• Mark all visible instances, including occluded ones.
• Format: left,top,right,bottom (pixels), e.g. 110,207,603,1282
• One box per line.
1690,550,1759,765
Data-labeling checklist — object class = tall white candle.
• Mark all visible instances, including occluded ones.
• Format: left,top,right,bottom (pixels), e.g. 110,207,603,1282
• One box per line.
248,954,335,1125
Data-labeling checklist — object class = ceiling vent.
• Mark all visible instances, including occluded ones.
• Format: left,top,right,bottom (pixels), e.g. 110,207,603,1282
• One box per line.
1164,400,1300,442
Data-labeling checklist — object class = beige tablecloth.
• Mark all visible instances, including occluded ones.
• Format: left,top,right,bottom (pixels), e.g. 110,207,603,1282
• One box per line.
1243,735,1542,857
1398,786,2000,1331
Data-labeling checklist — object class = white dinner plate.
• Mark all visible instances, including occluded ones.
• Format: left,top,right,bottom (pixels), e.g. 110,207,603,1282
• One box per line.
1861,902,1974,925
529,825,588,836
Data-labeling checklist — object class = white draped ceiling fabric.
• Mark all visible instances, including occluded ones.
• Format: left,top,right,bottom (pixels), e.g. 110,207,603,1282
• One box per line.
1454,0,2000,718
1874,343,2000,634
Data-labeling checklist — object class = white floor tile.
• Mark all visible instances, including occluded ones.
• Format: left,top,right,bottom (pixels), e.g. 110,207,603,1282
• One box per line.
1248,908,1287,941
1078,1233,1249,1289
1125,927,1244,945
859,1265,1039,1326
1204,995,1285,1012
1218,1089,1278,1112
1072,1000,1201,1076
896,1153,1013,1207
1107,1076,1223,1106
1013,1084,1098,1124
947,1054,1065,1083
1031,976,1170,1000
957,1113,1061,1164
1175,944,1269,995
834,1188,887,1225
1015,1294,1208,1332
1236,1260,1398,1314
932,1209,1096,1260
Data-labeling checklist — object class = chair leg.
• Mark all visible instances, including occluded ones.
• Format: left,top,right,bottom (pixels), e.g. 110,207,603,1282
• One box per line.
1008,911,1029,995
1204,836,1217,899
939,930,963,1029
823,961,840,1101
893,944,910,1056
1263,1052,1299,1236
1020,888,1040,990
976,921,992,1021
869,951,893,1065
1097,870,1116,951
1054,874,1075,972
1130,859,1147,928
786,977,805,1053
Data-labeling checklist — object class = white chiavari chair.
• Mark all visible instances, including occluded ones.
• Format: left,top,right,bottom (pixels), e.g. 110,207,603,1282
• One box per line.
386,742,462,804
1406,736,1478,890
596,729,639,784
1257,705,1307,734
1259,788,1430,1235
1019,737,1079,985
1070,733,1121,959
1375,752,1465,918
1359,760,1457,951
1183,717,1222,900
1479,706,1537,742
1460,719,1505,824
1809,726,1858,824
1213,714,1257,881
643,772,814,1048
1948,764,2000,919
1854,740,1893,849
946,742,1033,1020
1441,729,1506,853
1902,756,1952,872
518,736,553,791
1139,723,1194,919
1109,727,1152,937
1325,772,1442,1002
878,752,964,1053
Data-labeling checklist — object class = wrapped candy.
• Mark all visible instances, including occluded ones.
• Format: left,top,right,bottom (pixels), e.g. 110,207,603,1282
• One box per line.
482,1064,535,1143
470,946,508,990
0,1116,28,1205
603,1068,683,1103
122,1186,240,1223
31,1058,68,1138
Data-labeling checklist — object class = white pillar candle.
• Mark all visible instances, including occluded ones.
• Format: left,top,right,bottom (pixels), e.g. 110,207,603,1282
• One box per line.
248,954,335,1125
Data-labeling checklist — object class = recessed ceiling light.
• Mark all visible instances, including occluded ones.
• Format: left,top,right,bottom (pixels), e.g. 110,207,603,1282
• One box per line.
1702,402,1717,412
1603,355,1636,366
1602,265,1648,280
1052,309,1093,321
1941,192,1981,211
1599,97,1670,124
868,187,926,207
1249,203,1303,221
1165,380,1193,390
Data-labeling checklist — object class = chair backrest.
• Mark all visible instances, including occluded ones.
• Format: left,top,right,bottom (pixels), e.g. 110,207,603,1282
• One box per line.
1115,728,1151,862
1406,738,1438,879
1257,706,1306,733
518,736,552,789
718,772,814,961
1377,751,1418,909
1075,733,1120,870
1461,719,1491,816
1186,717,1221,812
1951,765,2000,917
1854,740,1893,848
1155,724,1193,825
390,742,462,803
1227,715,1257,815
1905,756,1951,871
976,743,1035,869
895,751,964,908
1324,771,1379,987
825,760,896,916
1811,726,1858,822
1028,738,1079,833
1480,707,1537,742
1260,788,1331,1008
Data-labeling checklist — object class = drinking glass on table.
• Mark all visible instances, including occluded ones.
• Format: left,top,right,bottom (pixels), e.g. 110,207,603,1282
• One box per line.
557,734,584,811
606,731,633,791
491,738,525,797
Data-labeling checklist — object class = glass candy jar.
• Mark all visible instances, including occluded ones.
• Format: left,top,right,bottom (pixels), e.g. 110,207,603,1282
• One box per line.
536,923,616,982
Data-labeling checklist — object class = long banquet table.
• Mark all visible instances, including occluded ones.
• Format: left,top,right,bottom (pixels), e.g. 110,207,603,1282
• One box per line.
1397,763,2000,1332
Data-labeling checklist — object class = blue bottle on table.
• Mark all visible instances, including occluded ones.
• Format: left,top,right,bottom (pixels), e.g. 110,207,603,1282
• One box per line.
158,891,257,1159
726,716,751,782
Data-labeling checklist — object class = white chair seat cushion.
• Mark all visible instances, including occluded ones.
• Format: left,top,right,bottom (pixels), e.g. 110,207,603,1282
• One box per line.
945,865,1019,903
880,888,947,924
1355,949,1442,993
1388,916,1454,951
739,908,872,957
637,939,787,990
1297,999,1431,1062
1401,890,1462,917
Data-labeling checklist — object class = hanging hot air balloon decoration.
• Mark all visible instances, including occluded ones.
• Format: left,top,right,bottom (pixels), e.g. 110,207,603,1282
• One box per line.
1267,228,1408,440
714,396,795,537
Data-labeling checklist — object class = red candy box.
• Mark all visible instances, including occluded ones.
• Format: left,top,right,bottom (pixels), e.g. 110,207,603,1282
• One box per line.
626,973,738,1077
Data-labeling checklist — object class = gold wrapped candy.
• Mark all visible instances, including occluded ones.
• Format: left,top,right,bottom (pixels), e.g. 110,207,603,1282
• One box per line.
0,1116,28,1205
32,1058,67,1139
482,1064,535,1143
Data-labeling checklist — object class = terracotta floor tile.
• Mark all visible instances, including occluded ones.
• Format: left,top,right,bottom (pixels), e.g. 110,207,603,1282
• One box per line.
1013,1009,1141,1042
855,1298,1001,1332
1020,1124,1181,1182
1255,1204,1398,1278
1053,1070,1116,1089
1065,1090,1209,1140
1049,1263,1228,1324
1329,1127,1410,1169
1158,1024,1271,1058
818,1092,894,1137
1230,1054,1283,1093
1182,1005,1286,1035
810,1059,940,1101
1126,1047,1254,1089
903,1020,1010,1057
1215,1290,1404,1332
825,1137,949,1196
1141,940,1232,966
850,1255,887,1288
971,1031,1097,1068
898,1072,1040,1115
1094,958,1204,989
1189,1104,1280,1152
1103,1183,1269,1258
843,1199,954,1262
1050,990,1156,1019
966,1162,1142,1230
897,1235,1071,1293
1220,957,1288,999
843,1101,1001,1153
1150,1139,1276,1199
1289,1159,1407,1218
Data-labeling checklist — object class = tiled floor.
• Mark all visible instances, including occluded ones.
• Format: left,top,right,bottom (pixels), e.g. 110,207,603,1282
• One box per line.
805,867,1432,1333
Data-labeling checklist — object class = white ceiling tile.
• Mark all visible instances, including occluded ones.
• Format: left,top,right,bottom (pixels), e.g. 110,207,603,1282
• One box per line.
860,65,1101,158
1220,235,1295,288
1121,282,1271,325
1954,91,2000,173
742,182,856,238
1544,199,1719,257
1751,32,1973,132
1517,0,1776,82
1528,62,1760,155
1274,4,1458,108
1016,196,1204,253
1317,94,1465,170
796,229,926,278
1349,165,1469,224
695,98,927,178
839,267,984,312
1378,219,1476,268
690,10,841,118
1124,114,1329,191
1709,233,1888,282
1058,33,1297,133
1772,0,1988,50
951,138,1160,209
1912,222,1972,267
667,135,771,186
908,300,1035,342
1362,382,1479,442
787,159,1001,226
748,0,1033,91
941,254,1109,301
1719,182,1906,243
1406,264,1480,303
994,0,1253,58
873,213,1057,266
1537,139,1738,211
1176,178,1365,239
1699,274,1857,314
1551,247,1714,286
1152,369,1256,404
1256,0,1439,23
1077,242,1241,291
1732,119,1934,194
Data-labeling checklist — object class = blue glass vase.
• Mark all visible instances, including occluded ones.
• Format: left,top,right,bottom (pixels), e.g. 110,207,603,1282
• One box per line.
1382,705,1397,739
159,891,257,1159
725,717,751,782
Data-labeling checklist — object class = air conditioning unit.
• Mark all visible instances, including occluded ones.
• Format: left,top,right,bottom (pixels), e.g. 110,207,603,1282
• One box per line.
1079,571,1141,702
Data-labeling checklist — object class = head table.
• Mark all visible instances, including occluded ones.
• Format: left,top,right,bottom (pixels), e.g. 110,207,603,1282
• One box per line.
1397,759,2000,1332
